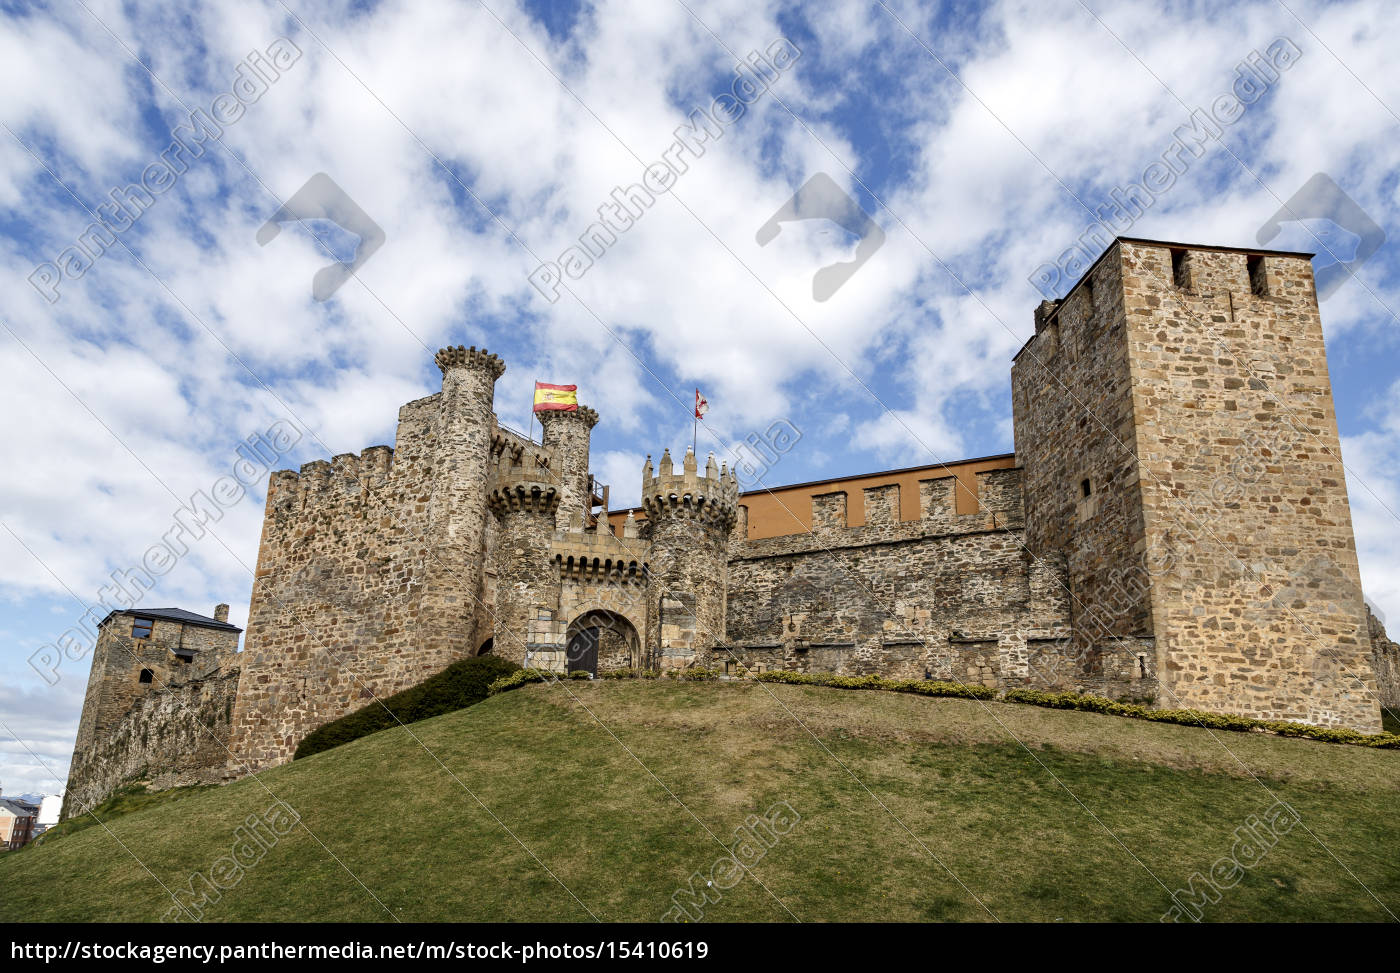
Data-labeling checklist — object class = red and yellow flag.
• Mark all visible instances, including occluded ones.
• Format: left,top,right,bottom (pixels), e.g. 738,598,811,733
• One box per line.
533,381,578,412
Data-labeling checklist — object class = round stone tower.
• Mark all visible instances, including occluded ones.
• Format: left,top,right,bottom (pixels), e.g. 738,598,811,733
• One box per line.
537,405,599,530
487,439,565,669
424,345,505,658
641,446,739,669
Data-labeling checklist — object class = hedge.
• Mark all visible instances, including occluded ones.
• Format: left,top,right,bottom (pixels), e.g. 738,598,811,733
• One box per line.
294,655,520,759
1003,688,1400,749
488,665,994,701
487,664,1400,750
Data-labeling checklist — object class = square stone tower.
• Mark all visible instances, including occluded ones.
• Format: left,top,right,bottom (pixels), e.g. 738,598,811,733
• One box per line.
1012,237,1380,731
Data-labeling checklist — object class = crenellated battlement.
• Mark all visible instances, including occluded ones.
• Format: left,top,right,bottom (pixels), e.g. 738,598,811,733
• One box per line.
266,445,396,511
538,405,599,431
640,447,740,529
489,427,555,480
434,344,506,379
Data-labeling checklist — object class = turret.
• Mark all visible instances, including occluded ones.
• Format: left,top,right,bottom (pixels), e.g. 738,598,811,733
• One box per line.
422,345,506,658
486,440,565,669
640,447,739,669
537,405,600,530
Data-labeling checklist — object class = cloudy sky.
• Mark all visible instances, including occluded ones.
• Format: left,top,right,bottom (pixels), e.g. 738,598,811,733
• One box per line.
1,0,1397,796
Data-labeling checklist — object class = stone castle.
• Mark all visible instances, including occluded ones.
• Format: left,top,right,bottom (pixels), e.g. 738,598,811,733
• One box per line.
64,237,1400,816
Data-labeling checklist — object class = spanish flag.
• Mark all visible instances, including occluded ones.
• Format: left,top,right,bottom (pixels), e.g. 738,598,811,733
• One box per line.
533,381,578,413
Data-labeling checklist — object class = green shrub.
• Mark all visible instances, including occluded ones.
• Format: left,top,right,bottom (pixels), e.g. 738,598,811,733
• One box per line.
671,667,722,681
1003,688,1400,749
294,655,520,759
753,669,995,700
487,668,552,695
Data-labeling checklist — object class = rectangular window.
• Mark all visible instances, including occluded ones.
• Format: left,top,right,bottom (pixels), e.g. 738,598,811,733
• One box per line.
1247,254,1268,296
1170,248,1190,289
131,617,153,639
139,669,154,684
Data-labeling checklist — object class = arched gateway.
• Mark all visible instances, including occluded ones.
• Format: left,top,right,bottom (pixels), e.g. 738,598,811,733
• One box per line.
565,609,640,676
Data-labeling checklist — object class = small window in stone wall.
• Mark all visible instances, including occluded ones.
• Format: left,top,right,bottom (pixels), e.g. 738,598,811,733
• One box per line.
131,617,153,639
1081,478,1092,498
139,669,154,684
1247,254,1268,296
1170,248,1189,289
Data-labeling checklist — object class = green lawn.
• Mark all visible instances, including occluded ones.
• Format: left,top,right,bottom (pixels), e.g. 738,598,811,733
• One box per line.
4,680,1398,922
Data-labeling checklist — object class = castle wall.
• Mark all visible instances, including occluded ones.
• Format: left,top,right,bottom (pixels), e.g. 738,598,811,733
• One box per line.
1013,240,1380,730
66,614,238,818
555,528,650,671
228,388,467,770
642,450,738,669
1118,242,1378,729
1011,252,1154,674
720,471,1096,692
1368,607,1400,713
487,439,564,668
538,408,598,530
419,348,505,661
64,668,241,818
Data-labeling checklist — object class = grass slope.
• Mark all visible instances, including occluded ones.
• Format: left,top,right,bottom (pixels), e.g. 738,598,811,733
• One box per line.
4,680,1398,922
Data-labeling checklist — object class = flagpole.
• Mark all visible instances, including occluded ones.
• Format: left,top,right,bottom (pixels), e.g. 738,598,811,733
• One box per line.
693,389,698,455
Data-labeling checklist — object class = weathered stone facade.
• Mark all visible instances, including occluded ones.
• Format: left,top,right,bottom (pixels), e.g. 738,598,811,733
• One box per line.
64,608,241,818
67,236,1394,804
1369,607,1400,714
1013,240,1381,730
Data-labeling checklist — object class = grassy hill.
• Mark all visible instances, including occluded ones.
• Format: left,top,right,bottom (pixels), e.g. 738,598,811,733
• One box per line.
4,680,1398,922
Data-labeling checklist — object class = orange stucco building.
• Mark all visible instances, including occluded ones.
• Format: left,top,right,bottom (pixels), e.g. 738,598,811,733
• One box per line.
608,452,1017,540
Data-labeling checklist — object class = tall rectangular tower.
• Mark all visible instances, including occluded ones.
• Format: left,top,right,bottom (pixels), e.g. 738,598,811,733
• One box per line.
1012,238,1380,731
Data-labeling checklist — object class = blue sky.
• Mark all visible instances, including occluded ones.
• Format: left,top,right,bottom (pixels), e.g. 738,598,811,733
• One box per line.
2,0,1398,795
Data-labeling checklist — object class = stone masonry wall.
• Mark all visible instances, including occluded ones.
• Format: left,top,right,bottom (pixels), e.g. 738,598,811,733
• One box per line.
1118,242,1379,729
642,449,738,669
64,668,241,818
487,440,563,668
1011,251,1155,678
229,371,488,769
1367,606,1400,713
66,614,238,817
720,470,1109,694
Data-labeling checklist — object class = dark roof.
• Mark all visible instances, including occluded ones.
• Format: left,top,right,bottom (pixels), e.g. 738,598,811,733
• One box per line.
0,799,38,817
98,607,242,634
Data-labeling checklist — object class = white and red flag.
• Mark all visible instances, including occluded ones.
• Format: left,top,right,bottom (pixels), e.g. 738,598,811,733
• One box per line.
695,389,709,419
